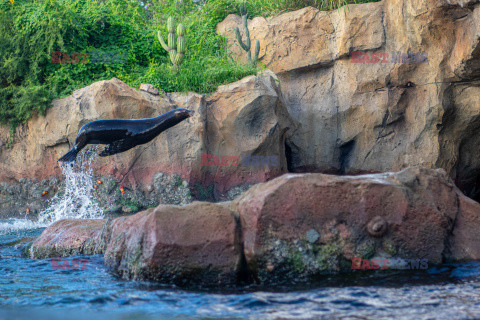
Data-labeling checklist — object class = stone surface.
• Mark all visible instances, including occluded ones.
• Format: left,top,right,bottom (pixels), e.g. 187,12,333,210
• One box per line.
28,167,480,285
29,219,107,258
218,0,480,200
0,71,293,217
103,201,243,286
139,83,160,95
204,70,294,196
233,167,480,282
447,195,480,261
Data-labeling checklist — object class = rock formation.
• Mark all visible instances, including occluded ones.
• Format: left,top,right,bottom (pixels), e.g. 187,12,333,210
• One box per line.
218,0,480,199
29,167,480,286
0,71,293,217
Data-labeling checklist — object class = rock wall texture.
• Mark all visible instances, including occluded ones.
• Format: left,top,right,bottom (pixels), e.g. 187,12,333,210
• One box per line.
29,167,480,286
2,0,480,218
218,0,480,199
0,71,293,217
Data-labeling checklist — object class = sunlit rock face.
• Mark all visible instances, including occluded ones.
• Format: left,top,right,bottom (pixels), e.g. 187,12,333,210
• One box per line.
0,71,294,217
218,0,480,200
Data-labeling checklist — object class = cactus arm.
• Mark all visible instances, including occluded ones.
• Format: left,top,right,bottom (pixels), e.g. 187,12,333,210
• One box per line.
157,16,186,71
253,39,260,64
157,30,170,52
242,15,251,51
177,38,185,54
168,32,176,50
177,24,186,54
174,52,184,66
235,27,249,52
167,16,175,33
169,49,177,65
235,9,260,66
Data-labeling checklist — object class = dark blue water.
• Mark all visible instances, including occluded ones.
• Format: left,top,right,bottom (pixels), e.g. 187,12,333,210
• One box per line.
2,227,480,320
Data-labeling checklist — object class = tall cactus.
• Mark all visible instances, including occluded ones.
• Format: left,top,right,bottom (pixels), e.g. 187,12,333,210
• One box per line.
235,5,260,66
157,17,185,71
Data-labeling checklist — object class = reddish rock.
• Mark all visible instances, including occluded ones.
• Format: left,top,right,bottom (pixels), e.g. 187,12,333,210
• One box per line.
447,195,480,261
29,219,107,258
103,201,243,286
233,167,479,281
28,167,480,286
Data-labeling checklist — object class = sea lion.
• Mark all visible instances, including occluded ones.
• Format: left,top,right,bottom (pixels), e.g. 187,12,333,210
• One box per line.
58,108,194,162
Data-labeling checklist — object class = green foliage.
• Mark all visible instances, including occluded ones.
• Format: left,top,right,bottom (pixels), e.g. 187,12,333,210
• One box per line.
195,183,214,201
244,0,376,17
117,196,143,214
174,175,183,188
0,0,378,131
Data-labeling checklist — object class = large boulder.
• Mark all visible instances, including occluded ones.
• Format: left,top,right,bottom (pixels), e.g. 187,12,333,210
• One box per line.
204,70,294,197
233,167,480,282
30,167,480,286
29,219,107,258
218,0,480,199
103,201,243,286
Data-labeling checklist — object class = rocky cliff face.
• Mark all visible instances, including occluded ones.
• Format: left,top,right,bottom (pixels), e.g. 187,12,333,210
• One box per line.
7,0,480,288
2,0,480,216
0,71,293,217
218,0,480,199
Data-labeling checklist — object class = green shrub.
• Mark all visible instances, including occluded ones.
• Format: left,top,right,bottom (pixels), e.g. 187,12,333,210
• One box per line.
0,0,378,131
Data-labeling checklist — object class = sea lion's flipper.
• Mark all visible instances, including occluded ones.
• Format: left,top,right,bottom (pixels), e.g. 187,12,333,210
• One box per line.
99,140,134,157
58,147,78,162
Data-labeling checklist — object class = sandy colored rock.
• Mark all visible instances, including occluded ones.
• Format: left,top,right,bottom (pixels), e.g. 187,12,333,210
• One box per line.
139,83,160,95
204,70,295,196
0,72,293,217
218,0,480,200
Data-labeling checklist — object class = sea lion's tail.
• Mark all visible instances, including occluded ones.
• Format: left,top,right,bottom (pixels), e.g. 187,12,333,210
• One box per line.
58,147,78,163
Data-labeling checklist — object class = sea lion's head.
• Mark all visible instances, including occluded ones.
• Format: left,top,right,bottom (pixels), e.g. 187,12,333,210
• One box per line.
161,108,195,129
173,108,195,120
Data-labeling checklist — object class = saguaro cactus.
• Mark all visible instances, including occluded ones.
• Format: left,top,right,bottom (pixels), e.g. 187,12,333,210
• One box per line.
235,6,260,66
157,16,185,71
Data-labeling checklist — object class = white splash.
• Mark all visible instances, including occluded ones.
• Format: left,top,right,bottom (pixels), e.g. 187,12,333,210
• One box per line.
0,147,104,234
38,147,104,224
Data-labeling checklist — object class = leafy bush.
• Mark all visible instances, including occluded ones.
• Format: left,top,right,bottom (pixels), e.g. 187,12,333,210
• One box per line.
0,0,377,130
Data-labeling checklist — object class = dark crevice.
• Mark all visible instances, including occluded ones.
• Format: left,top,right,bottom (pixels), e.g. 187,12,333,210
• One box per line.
284,140,294,172
442,193,461,263
339,140,356,175
233,212,257,285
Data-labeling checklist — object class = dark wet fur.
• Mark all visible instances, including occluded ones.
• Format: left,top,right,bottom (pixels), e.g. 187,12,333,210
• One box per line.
58,147,78,163
57,108,194,163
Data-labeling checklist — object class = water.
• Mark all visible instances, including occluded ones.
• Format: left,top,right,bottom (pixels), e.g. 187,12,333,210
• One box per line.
38,147,104,225
1,151,480,319
0,147,104,234
1,227,480,320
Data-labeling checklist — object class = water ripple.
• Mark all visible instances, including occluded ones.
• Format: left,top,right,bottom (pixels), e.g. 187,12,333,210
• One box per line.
1,225,480,319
